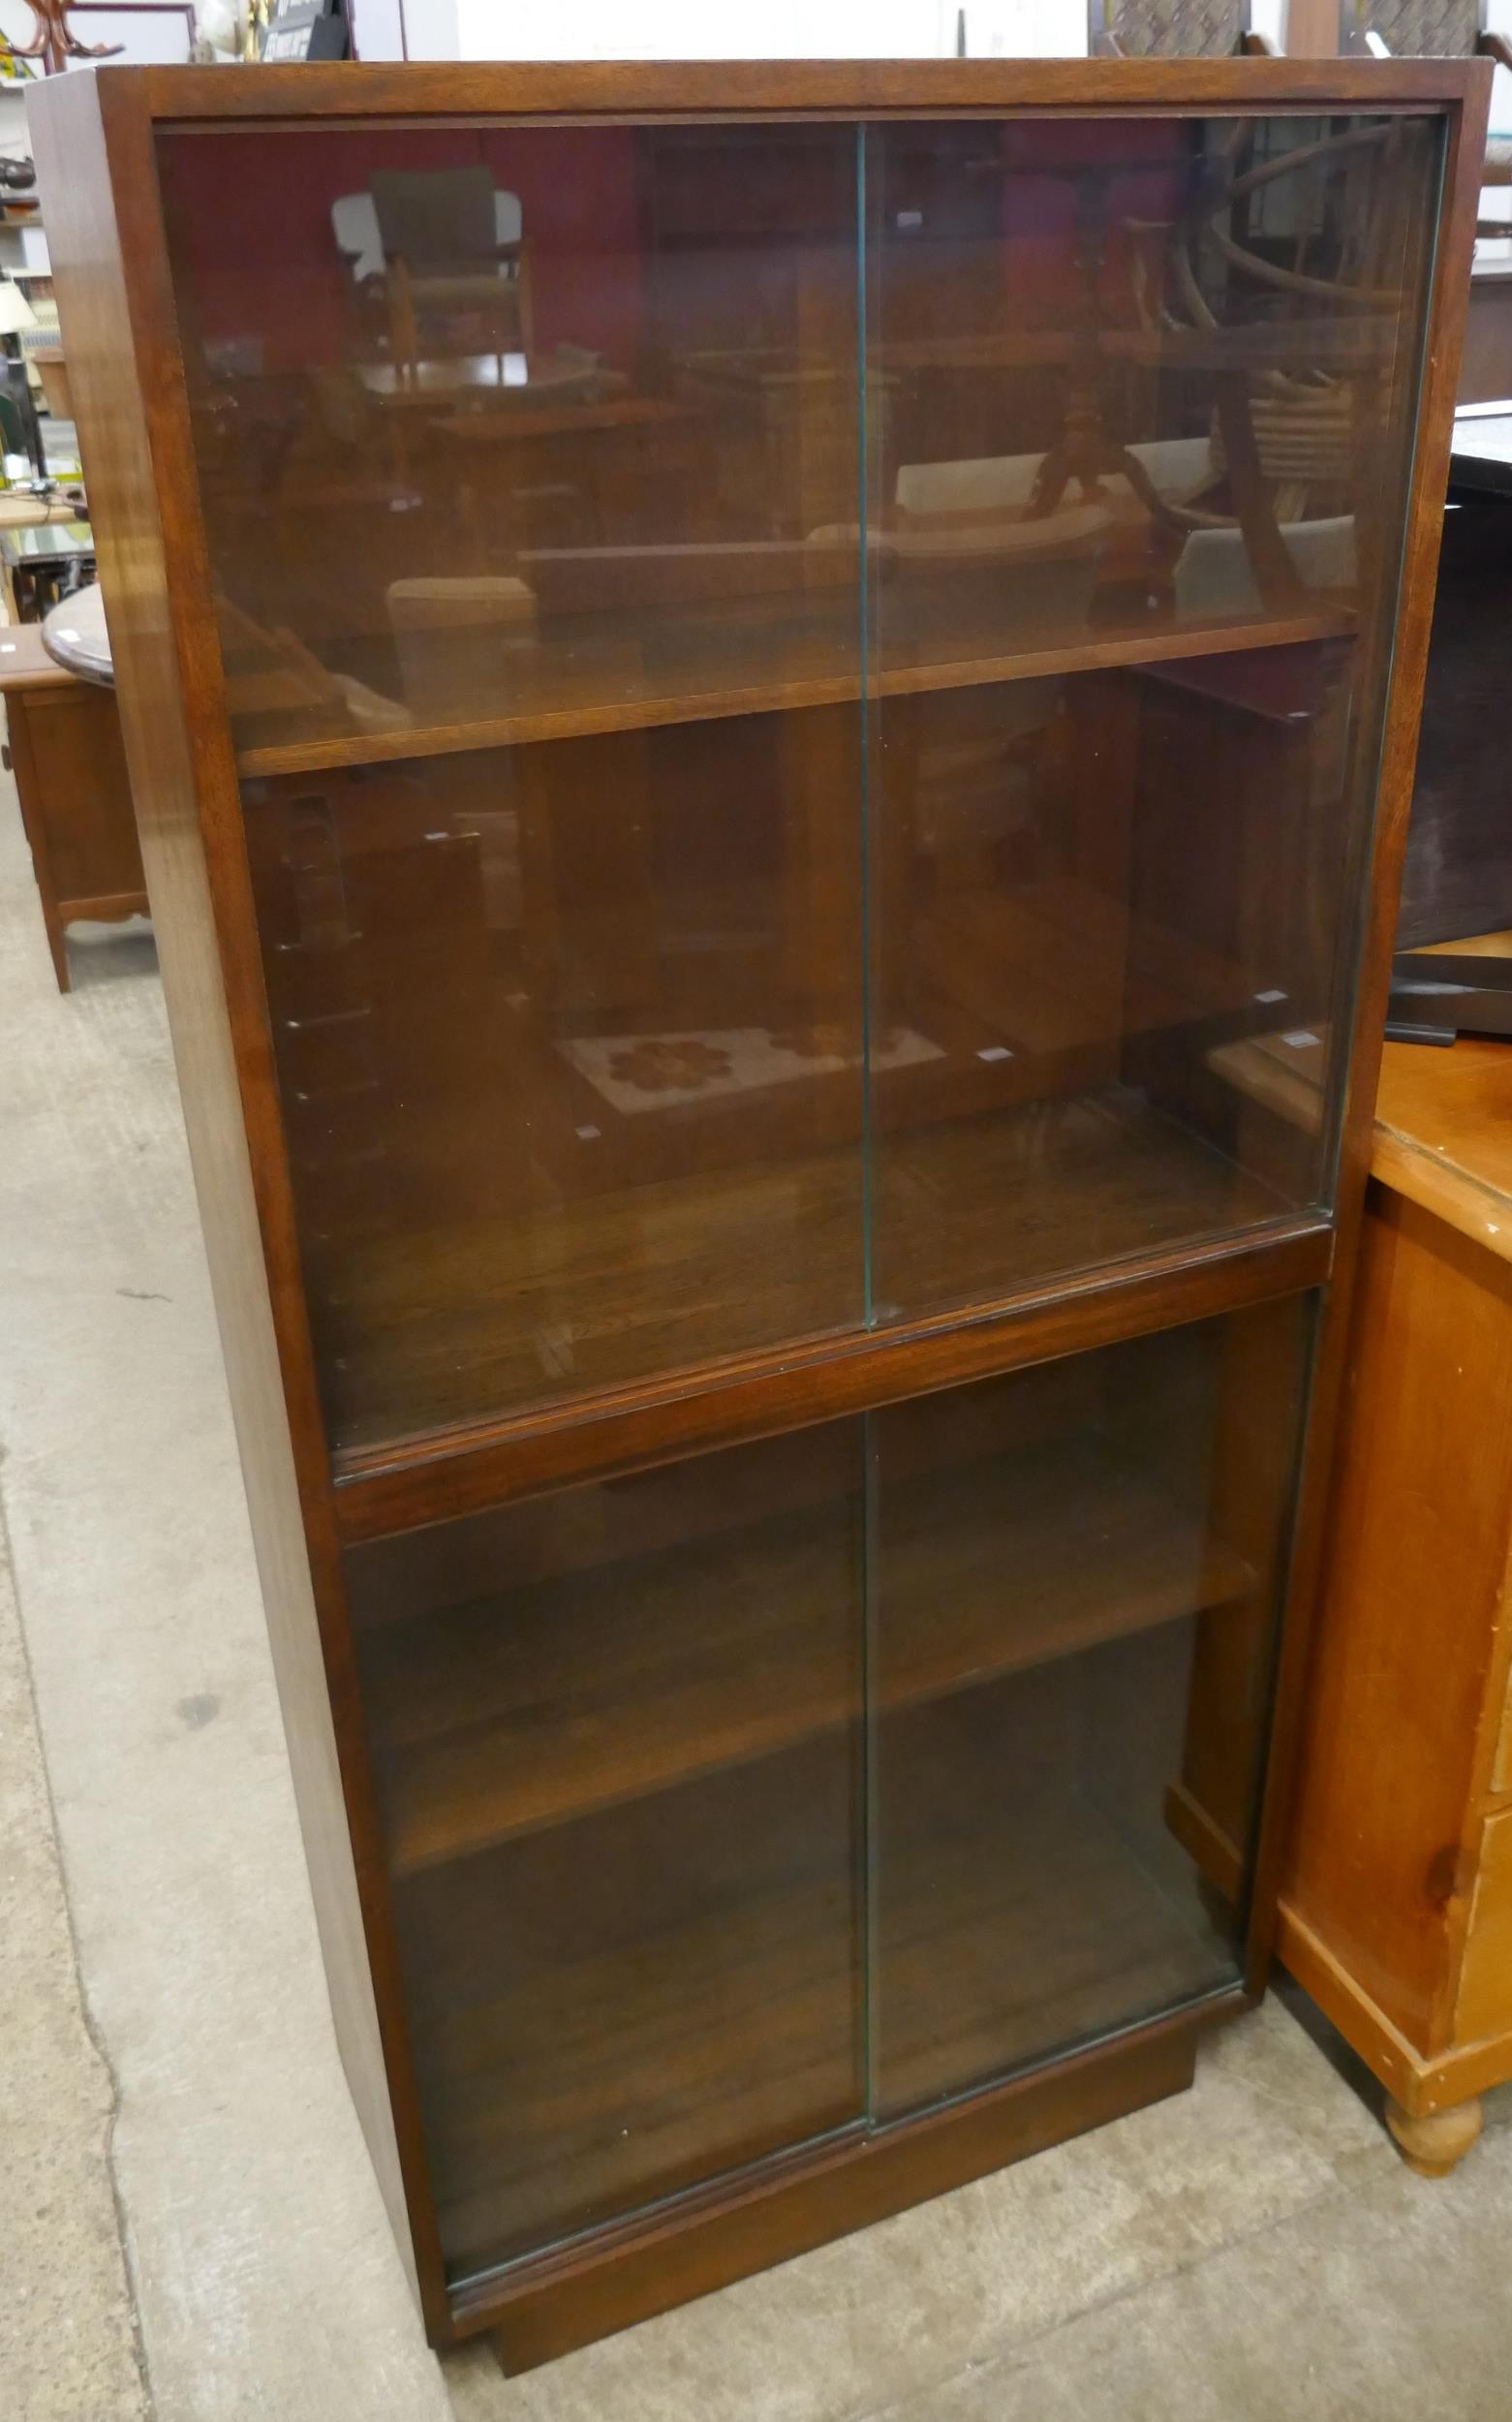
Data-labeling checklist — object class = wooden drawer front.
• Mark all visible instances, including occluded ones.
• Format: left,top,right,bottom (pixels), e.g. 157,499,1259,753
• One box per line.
1457,1807,1512,2045
1493,1663,1512,1801
23,687,141,906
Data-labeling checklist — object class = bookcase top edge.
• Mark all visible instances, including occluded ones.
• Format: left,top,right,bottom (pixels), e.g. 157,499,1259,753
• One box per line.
28,54,1489,128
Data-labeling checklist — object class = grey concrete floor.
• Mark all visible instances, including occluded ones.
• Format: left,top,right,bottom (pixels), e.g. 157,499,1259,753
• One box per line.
3,766,1512,2422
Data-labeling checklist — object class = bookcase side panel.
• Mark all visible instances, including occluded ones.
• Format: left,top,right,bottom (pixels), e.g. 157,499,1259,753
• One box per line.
30,69,445,2331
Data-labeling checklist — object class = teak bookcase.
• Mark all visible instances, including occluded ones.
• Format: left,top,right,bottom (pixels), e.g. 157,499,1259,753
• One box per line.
34,58,1485,2372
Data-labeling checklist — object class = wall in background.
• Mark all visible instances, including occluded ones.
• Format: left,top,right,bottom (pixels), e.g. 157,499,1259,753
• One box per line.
0,0,1499,155
381,0,1090,57
368,0,1298,61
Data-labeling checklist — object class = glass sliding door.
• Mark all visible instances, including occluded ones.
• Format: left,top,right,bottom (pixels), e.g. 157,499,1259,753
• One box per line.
158,119,872,1449
867,1300,1314,2117
345,1423,869,2277
860,112,1439,1321
343,1293,1311,2283
157,107,1437,1448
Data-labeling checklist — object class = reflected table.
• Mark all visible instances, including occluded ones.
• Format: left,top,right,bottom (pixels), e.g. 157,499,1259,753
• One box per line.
42,578,113,686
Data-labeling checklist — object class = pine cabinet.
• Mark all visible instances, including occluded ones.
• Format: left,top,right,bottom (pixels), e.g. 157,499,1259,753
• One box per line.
1281,990,1512,2180
34,56,1484,2373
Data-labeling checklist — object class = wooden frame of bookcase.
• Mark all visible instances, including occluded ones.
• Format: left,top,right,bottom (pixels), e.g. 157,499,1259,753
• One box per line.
32,55,1488,2368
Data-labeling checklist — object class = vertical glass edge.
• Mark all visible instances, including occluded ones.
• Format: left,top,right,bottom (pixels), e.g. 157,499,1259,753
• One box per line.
1234,1285,1325,1954
1316,111,1451,1214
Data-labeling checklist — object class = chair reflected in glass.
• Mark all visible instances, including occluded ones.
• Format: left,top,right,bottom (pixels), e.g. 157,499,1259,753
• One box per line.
147,108,1442,1442
331,169,534,388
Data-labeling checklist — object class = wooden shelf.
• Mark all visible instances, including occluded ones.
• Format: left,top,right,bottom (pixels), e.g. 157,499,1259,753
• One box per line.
413,1739,864,2277
314,1087,1290,1458
405,1675,1237,2279
232,606,1353,779
871,1677,1238,2123
361,1434,1254,1875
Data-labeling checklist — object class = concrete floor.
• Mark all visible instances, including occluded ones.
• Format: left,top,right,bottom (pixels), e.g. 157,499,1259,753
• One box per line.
3,769,1512,2422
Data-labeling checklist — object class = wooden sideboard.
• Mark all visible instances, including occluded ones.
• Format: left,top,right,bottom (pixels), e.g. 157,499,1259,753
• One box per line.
1280,937,1512,2176
0,616,144,991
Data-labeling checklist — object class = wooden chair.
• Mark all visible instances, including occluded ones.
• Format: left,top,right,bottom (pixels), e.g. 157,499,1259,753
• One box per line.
1342,1,1512,209
1090,0,1277,56
1348,0,1506,58
367,168,535,384
1118,117,1417,609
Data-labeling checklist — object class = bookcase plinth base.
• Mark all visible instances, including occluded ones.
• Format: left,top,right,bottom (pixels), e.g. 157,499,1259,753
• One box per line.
478,1992,1242,2375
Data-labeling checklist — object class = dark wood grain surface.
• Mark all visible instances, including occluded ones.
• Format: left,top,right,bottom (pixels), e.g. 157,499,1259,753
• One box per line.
29,66,451,2334
234,609,1354,779
309,1086,1287,1452
415,1702,1234,2276
333,1219,1331,1539
127,56,1487,112
472,2003,1221,2373
356,1435,1251,1873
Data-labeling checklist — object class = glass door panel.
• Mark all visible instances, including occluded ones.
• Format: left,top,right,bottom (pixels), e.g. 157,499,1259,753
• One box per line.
863,644,1357,1320
868,1299,1313,2119
158,119,871,1447
862,113,1439,1317
345,1423,867,2278
346,1294,1311,2264
156,121,864,758
243,713,868,1447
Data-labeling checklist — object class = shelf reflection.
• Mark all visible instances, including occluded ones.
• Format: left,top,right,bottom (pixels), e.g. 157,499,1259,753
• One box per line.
154,112,1435,761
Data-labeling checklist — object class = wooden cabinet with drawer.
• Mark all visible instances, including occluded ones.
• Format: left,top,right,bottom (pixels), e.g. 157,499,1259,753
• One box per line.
1280,959,1512,2175
0,616,145,991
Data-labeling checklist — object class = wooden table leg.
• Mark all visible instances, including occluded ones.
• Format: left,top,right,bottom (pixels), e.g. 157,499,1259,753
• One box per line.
1213,369,1304,616
5,698,70,991
1385,2094,1484,2179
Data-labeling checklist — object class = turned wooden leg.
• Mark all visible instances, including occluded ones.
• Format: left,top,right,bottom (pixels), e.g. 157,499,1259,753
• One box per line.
1385,2095,1484,2178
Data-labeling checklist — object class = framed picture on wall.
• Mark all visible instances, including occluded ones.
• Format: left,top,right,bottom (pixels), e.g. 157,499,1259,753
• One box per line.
66,2,196,61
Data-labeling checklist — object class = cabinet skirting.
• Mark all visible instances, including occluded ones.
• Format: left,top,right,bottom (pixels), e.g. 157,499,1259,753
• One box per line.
456,1990,1241,2373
